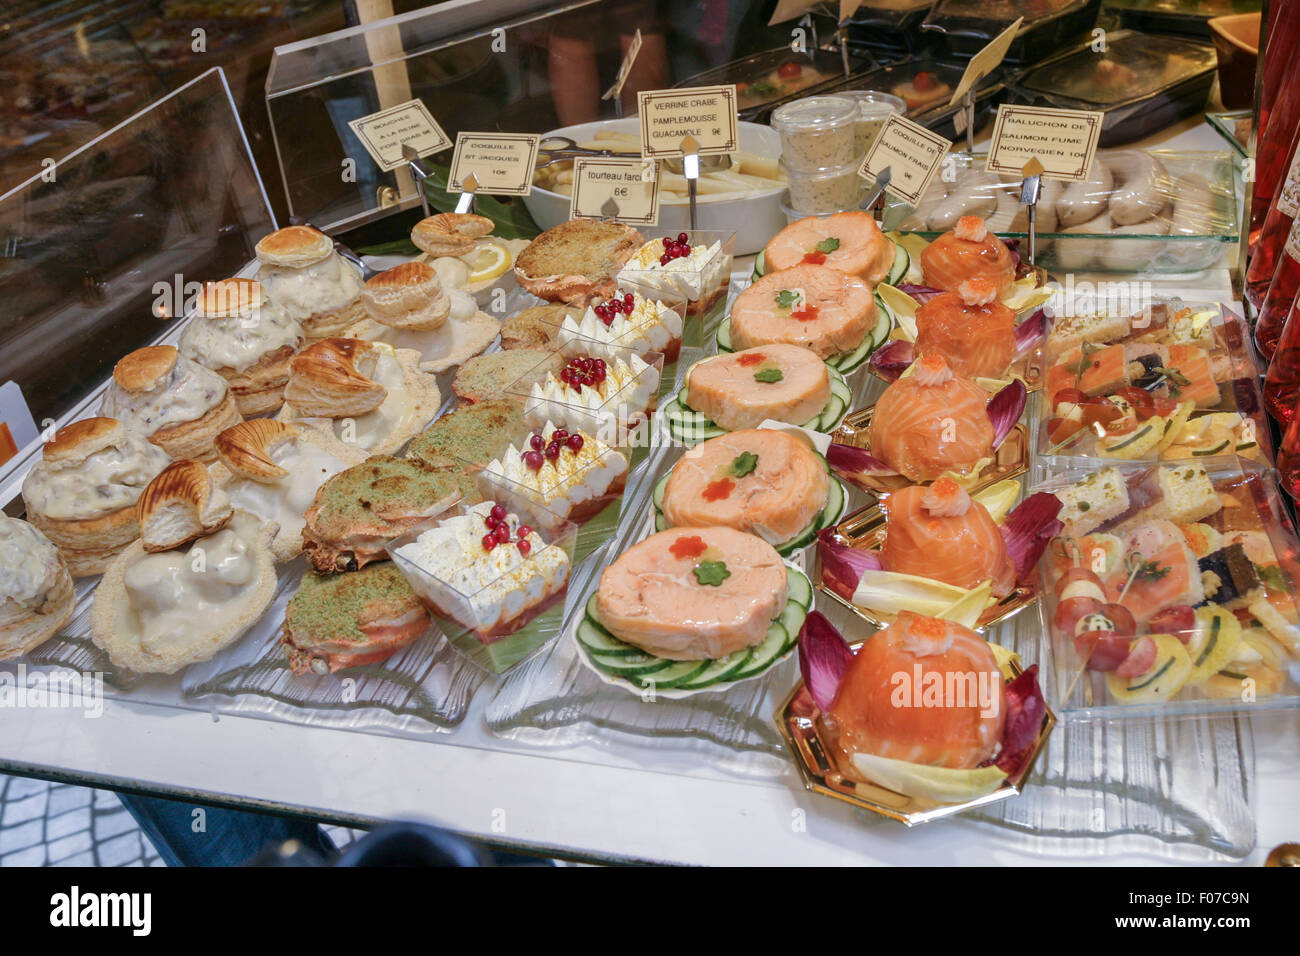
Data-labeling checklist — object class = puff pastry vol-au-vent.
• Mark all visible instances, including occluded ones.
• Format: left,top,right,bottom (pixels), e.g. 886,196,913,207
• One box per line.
360,261,450,332
277,337,440,455
179,277,304,417
345,259,498,374
100,346,242,462
208,419,366,562
255,225,365,341
300,455,465,573
0,516,75,661
90,464,276,675
21,417,171,577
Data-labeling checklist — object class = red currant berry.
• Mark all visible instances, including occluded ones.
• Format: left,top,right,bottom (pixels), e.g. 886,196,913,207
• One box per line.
482,534,497,551
545,442,561,461
659,254,671,266
529,433,544,451
567,434,584,452
524,450,543,470
517,539,531,556
516,525,533,539
490,504,506,522
494,524,511,544
553,428,569,441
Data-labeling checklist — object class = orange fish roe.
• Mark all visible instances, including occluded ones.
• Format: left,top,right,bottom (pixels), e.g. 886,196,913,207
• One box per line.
791,304,820,322
801,251,827,265
669,534,708,560
703,479,735,502
737,352,767,367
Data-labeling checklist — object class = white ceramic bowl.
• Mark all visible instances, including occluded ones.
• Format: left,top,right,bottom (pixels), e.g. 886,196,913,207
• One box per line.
524,118,786,255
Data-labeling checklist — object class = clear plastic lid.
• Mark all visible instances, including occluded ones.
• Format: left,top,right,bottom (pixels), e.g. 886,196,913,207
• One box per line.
835,90,908,118
770,95,858,132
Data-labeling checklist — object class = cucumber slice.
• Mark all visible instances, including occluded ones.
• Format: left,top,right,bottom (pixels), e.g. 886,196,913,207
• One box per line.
814,395,845,431
576,619,643,658
676,649,754,689
729,620,790,680
819,477,846,529
588,651,676,678
634,658,713,689
752,249,767,280
779,599,808,646
652,472,668,509
869,294,894,347
786,566,813,610
827,333,878,375
829,369,852,404
887,241,909,286
716,318,734,353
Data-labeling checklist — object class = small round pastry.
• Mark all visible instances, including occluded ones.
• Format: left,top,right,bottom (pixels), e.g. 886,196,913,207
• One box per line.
90,508,276,675
0,516,75,661
281,338,389,418
179,277,304,417
136,459,233,553
278,339,441,455
100,346,242,462
360,261,450,332
21,417,171,577
255,225,365,340
411,212,494,258
344,277,497,375
283,561,431,674
209,419,366,562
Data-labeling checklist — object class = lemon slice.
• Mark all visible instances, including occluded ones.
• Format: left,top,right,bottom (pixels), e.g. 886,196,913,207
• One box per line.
463,238,511,285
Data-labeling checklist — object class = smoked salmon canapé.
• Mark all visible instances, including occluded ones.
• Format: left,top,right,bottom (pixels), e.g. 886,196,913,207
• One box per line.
578,527,814,693
914,279,1017,380
718,263,893,374
794,612,1049,804
880,481,1015,597
920,216,1016,297
661,344,851,445
654,429,847,555
760,211,904,285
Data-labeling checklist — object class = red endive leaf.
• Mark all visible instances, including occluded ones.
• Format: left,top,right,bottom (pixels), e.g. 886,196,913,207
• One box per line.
1013,307,1051,359
987,378,1027,449
896,282,944,304
797,611,854,713
826,441,897,488
1000,492,1063,584
995,664,1046,775
817,527,882,599
869,339,915,383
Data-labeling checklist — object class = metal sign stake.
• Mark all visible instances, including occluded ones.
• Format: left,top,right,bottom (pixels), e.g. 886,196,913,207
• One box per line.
454,172,479,215
1019,157,1044,266
681,134,701,232
860,164,892,217
402,142,433,218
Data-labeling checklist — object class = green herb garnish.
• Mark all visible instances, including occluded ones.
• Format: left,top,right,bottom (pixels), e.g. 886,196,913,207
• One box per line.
815,237,841,253
775,289,799,309
693,560,731,587
753,367,784,384
1256,563,1287,593
1135,560,1172,582
728,452,758,478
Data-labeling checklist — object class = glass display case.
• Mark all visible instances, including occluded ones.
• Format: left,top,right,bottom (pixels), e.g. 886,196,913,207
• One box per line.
0,0,1291,867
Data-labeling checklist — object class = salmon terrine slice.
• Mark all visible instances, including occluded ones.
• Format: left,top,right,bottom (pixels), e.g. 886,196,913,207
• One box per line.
685,344,830,432
729,263,876,360
764,210,895,283
595,527,788,660
660,430,829,547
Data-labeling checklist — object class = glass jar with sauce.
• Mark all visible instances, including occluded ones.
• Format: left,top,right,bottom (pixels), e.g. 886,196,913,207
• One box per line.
835,90,906,158
770,95,858,170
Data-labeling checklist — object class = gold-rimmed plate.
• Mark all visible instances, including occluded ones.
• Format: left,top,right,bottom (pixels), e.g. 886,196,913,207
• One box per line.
775,647,1056,826
830,406,1031,499
813,503,1041,632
